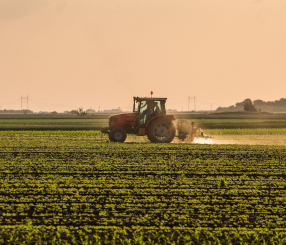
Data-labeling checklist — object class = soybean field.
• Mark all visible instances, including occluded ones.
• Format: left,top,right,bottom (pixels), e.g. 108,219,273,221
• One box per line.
1,131,286,244
1,113,286,131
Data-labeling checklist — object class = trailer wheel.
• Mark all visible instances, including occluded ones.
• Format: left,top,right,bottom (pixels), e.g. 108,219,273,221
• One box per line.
109,127,127,142
147,119,175,143
178,134,187,141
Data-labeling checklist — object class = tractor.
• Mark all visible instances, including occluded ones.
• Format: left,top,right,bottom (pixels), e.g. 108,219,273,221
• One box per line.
101,96,210,143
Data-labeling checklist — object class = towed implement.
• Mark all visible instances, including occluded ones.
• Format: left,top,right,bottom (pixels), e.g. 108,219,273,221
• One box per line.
177,119,212,143
101,96,211,143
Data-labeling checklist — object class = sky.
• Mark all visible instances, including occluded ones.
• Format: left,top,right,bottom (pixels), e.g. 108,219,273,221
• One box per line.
0,0,286,112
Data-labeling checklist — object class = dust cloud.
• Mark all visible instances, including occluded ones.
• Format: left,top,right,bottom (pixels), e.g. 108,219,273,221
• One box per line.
120,129,286,145
124,135,286,145
210,135,286,145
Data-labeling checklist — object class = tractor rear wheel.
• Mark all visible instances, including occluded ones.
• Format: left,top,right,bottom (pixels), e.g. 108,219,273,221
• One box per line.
109,127,127,142
147,119,175,143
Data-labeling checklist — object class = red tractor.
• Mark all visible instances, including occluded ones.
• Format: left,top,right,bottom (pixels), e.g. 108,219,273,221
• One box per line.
101,96,211,143
101,97,175,143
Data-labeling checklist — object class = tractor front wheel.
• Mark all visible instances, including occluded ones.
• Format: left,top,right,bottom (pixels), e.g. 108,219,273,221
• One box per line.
147,119,175,143
109,127,127,142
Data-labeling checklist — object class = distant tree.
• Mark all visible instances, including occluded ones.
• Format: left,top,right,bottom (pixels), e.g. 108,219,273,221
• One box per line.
253,99,264,106
216,97,286,113
236,98,252,107
244,100,257,112
76,107,87,116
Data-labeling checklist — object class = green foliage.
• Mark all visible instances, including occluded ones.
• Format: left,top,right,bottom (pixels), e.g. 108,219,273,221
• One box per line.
218,177,227,188
1,114,286,131
241,174,248,180
1,228,286,244
1,132,286,243
46,174,55,180
75,107,87,116
216,97,286,113
244,100,257,112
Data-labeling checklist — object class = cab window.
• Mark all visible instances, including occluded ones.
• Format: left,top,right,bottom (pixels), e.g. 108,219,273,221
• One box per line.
153,101,163,114
139,101,147,116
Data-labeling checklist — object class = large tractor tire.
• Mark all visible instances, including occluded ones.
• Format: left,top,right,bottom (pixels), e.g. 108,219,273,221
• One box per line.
147,118,176,143
109,127,127,142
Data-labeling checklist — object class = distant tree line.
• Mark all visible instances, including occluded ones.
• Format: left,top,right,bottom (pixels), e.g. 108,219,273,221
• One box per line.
0,109,33,114
216,98,286,113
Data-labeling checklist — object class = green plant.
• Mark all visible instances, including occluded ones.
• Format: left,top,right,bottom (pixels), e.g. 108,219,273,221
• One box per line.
76,107,87,116
218,177,227,188
244,100,257,112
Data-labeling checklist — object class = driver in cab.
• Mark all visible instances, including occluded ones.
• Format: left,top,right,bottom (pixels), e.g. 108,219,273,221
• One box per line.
153,102,161,115
142,101,161,121
143,101,160,116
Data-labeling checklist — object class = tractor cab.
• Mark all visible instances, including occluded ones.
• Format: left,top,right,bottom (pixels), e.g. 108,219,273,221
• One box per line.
133,97,166,127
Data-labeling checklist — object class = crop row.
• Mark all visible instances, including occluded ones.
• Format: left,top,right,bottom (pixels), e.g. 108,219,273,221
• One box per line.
1,131,286,243
2,226,286,244
1,117,286,131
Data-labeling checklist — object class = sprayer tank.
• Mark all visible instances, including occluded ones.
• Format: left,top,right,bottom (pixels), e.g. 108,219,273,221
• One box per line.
179,120,193,134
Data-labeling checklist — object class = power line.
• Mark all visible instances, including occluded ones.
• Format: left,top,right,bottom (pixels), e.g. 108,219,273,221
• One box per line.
20,95,29,110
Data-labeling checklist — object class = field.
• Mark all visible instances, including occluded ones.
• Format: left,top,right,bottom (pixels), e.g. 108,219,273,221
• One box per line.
1,112,286,131
1,129,286,244
1,113,286,243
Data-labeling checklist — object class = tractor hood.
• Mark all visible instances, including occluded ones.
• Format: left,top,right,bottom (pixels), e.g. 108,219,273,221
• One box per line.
109,113,137,126
110,113,136,120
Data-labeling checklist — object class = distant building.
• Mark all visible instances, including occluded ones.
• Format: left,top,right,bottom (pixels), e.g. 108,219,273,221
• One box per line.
86,109,96,114
167,109,178,113
103,107,122,113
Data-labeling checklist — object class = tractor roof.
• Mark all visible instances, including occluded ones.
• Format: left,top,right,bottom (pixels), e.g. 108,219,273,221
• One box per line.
134,97,167,102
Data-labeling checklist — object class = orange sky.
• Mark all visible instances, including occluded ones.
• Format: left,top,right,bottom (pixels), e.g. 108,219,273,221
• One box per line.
0,0,286,112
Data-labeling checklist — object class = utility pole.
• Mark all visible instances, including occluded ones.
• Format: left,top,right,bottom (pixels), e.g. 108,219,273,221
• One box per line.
193,95,197,112
20,95,30,110
187,96,191,112
187,96,197,112
26,96,29,110
20,96,23,110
